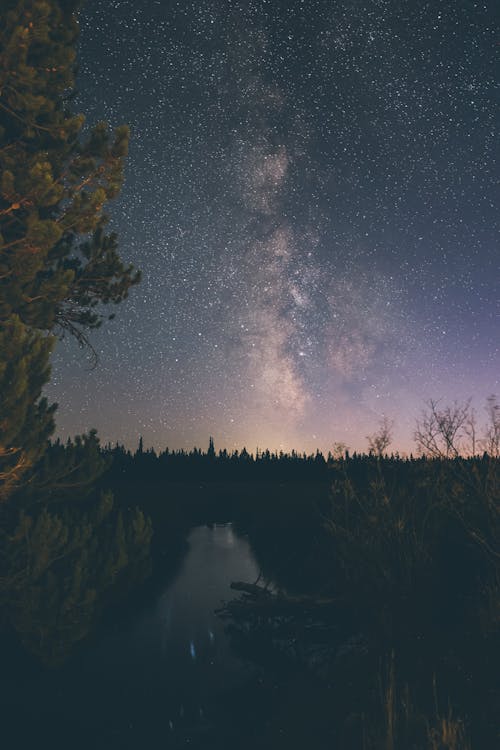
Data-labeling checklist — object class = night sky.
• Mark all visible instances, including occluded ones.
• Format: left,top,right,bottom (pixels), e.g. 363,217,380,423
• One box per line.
47,0,499,454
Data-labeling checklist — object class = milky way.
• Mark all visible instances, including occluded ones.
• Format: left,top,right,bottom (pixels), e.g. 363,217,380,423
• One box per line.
47,0,499,453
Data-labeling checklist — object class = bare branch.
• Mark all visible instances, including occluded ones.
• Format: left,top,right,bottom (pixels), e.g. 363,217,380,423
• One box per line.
414,399,472,458
367,416,394,457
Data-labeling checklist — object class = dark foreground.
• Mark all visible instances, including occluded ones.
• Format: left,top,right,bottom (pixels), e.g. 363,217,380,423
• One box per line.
1,454,499,749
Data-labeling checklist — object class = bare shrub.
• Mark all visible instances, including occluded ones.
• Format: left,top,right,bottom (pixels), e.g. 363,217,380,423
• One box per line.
367,416,394,457
414,399,472,458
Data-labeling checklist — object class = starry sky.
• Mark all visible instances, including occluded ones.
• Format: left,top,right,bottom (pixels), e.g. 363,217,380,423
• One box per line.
47,0,499,454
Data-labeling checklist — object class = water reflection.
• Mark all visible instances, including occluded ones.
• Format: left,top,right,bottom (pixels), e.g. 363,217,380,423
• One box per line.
1,522,260,749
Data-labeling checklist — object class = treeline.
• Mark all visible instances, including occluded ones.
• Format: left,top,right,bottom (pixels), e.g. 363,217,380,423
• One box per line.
105,440,331,483
99,437,437,485
95,435,500,486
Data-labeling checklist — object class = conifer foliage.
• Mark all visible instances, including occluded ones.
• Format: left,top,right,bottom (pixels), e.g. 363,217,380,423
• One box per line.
0,316,55,500
0,1,139,499
0,0,139,333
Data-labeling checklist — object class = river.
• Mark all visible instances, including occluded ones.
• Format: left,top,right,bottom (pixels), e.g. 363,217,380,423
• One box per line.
2,524,264,749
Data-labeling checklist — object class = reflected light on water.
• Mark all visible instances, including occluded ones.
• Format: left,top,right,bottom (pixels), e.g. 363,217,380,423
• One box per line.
225,525,235,547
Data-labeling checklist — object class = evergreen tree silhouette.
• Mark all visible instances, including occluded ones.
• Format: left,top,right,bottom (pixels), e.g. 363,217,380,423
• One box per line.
0,1,139,501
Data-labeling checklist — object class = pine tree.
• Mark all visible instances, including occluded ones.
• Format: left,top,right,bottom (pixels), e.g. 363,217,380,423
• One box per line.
0,1,139,500
207,436,215,458
0,490,153,664
0,315,56,501
23,429,110,506
0,0,140,337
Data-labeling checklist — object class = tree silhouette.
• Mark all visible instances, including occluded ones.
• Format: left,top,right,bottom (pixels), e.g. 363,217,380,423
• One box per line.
0,1,139,500
207,436,215,459
482,395,500,458
367,416,394,457
0,316,56,500
0,0,139,339
414,399,472,458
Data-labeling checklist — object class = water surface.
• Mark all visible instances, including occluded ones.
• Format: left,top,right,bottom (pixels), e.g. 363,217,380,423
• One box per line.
2,524,260,749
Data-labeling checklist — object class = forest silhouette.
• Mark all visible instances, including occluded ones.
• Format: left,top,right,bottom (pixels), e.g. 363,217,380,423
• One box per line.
2,431,499,747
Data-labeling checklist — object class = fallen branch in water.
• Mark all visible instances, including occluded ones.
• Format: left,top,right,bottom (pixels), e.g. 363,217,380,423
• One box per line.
215,581,349,676
216,581,339,621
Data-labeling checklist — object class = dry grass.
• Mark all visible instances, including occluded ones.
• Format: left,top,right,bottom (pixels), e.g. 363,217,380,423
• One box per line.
428,711,471,750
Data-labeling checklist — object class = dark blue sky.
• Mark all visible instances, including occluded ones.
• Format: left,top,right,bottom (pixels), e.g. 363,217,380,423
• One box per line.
48,0,499,453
